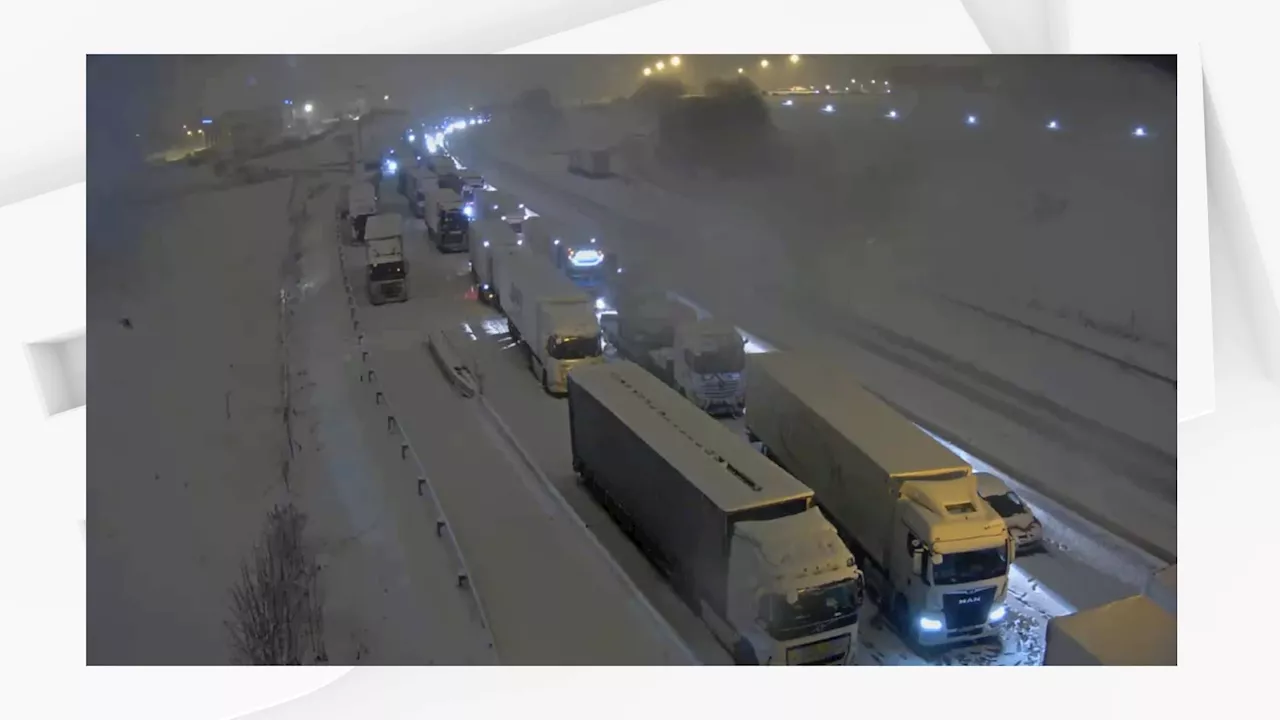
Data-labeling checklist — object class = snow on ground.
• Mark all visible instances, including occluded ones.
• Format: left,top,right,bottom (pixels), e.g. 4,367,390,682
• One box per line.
449,118,1176,564
336,176,696,665
88,173,300,663
88,131,492,664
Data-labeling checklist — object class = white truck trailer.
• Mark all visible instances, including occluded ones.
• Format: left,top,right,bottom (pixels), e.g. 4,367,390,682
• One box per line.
492,251,603,394
568,361,865,665
363,213,407,305
744,352,1013,647
468,218,523,305
1043,593,1176,665
341,181,377,243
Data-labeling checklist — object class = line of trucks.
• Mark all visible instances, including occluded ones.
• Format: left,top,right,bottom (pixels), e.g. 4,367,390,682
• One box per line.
356,135,1169,664
564,350,1018,664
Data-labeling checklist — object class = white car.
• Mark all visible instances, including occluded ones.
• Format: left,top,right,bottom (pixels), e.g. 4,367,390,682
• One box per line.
975,472,1044,552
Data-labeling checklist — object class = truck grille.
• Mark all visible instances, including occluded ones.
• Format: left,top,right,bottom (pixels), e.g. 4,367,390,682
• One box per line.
699,376,742,401
942,586,996,630
785,634,852,666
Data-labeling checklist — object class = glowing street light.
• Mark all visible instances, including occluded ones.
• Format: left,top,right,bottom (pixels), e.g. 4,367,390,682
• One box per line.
789,54,800,64
760,58,770,69
656,60,666,71
303,102,314,113
737,67,745,74
643,67,652,77
670,56,681,67
1132,125,1148,138
383,94,390,101
1046,119,1060,130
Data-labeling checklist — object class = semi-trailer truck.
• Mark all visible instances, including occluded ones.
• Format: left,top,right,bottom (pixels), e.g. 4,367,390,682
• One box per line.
598,286,746,416
492,251,603,394
568,361,865,665
744,351,1013,647
425,187,470,252
364,213,408,304
468,218,523,305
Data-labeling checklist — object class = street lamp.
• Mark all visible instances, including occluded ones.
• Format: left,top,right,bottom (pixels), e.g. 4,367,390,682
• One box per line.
656,60,666,71
737,67,745,74
760,58,770,69
670,56,681,67
303,102,314,113
384,95,390,101
643,67,652,77
789,54,800,64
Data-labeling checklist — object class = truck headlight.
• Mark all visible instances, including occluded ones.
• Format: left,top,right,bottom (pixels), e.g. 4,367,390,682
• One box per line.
919,614,944,632
988,604,1007,623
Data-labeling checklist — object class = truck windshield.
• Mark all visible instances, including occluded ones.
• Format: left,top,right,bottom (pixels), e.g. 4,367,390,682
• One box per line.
441,212,468,233
548,334,602,360
760,577,863,641
369,261,405,282
690,342,745,374
931,546,1009,585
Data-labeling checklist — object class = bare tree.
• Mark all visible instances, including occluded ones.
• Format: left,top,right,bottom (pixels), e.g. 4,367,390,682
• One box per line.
226,503,328,664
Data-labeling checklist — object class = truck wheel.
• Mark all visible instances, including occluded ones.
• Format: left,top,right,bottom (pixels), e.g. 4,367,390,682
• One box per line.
892,594,910,633
732,639,760,666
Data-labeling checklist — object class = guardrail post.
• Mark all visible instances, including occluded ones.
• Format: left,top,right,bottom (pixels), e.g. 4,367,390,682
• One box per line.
457,573,470,589
375,391,384,404
418,478,426,497
362,351,369,362
401,442,410,459
368,369,376,382
387,415,396,433
435,518,445,536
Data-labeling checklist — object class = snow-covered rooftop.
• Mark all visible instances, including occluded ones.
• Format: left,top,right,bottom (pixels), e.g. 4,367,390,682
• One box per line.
748,351,971,479
571,360,814,514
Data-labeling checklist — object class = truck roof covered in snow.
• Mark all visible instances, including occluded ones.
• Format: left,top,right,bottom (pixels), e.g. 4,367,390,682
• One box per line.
500,252,591,306
570,361,815,514
364,213,402,241
747,351,971,479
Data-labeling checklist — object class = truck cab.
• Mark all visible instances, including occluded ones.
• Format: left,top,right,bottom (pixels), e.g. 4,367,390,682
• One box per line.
363,213,408,305
536,303,604,394
726,508,865,665
891,480,1014,646
667,319,746,416
427,188,470,253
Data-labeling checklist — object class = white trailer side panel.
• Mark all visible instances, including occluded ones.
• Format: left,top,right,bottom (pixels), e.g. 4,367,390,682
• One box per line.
745,352,968,567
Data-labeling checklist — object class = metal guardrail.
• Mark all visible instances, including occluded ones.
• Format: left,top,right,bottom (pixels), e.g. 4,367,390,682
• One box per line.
331,220,499,662
470,379,701,665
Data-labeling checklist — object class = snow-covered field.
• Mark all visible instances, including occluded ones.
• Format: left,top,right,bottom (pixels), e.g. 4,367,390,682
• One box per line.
87,132,493,664
448,96,1177,566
